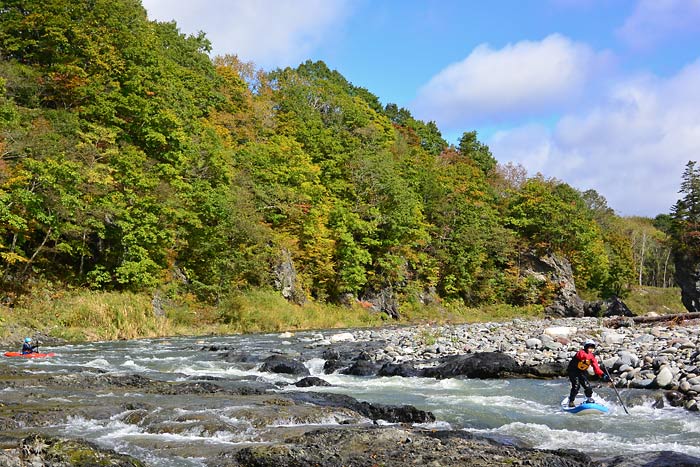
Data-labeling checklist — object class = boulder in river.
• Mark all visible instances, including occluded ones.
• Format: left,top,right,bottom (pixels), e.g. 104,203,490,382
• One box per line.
423,352,521,379
259,355,310,376
292,376,331,387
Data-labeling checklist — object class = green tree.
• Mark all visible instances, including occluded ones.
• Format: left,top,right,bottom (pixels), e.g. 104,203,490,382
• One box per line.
458,130,497,175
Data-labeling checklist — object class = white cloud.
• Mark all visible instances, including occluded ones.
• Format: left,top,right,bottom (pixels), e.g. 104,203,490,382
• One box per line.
412,34,613,128
489,59,700,217
141,0,351,68
618,0,700,49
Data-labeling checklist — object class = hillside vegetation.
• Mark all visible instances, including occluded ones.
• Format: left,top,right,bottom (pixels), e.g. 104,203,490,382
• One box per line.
0,0,682,340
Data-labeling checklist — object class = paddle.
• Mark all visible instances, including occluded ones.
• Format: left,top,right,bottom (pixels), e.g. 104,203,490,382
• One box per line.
603,366,629,414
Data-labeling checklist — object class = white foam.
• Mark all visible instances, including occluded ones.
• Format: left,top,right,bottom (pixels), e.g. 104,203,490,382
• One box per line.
84,358,111,370
305,358,326,376
467,421,700,458
121,360,149,372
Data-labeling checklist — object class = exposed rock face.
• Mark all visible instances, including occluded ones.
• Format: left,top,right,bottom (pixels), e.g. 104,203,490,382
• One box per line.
521,252,585,317
361,286,400,319
273,247,306,305
675,251,700,313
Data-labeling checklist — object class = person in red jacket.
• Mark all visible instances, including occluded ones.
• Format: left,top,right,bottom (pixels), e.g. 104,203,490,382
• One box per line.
567,339,608,407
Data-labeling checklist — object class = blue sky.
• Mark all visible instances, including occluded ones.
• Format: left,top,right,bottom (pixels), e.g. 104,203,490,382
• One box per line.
141,0,700,217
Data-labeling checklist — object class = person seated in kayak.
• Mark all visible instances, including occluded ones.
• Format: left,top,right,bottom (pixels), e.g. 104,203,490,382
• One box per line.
567,339,608,407
21,337,38,354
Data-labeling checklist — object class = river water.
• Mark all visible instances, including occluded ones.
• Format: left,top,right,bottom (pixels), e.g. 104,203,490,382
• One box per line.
3,330,700,466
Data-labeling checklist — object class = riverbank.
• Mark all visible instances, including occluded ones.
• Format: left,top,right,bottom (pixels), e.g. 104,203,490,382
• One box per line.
309,316,700,411
0,287,544,345
0,286,684,345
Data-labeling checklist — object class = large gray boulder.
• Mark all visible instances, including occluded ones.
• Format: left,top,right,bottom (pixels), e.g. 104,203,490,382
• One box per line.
423,352,521,379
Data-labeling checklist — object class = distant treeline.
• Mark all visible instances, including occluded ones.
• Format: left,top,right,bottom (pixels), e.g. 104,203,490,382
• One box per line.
0,0,677,310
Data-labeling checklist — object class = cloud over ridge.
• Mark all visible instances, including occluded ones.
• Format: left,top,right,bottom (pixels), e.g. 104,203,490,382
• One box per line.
142,0,350,67
412,34,612,128
490,58,700,216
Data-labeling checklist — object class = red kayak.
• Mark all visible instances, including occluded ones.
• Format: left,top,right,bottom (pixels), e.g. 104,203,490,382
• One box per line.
4,351,56,358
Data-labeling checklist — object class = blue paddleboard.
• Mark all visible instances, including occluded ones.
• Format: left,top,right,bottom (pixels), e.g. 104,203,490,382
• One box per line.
561,395,609,415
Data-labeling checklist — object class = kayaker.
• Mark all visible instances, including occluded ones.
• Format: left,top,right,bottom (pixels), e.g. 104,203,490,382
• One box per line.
21,337,38,354
567,339,608,407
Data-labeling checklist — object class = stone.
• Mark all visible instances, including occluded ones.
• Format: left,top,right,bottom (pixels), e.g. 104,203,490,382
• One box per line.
329,332,355,343
617,351,640,368
543,326,577,338
526,338,542,349
653,366,674,388
601,331,625,345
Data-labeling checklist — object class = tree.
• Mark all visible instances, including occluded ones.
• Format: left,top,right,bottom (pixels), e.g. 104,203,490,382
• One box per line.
505,177,609,292
458,131,497,175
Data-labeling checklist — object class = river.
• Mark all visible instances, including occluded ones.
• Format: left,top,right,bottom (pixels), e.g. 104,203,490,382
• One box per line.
2,330,699,466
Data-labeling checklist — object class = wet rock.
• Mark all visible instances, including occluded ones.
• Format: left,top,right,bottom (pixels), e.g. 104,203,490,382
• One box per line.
341,351,382,376
219,351,260,364
292,377,331,387
0,434,146,466
524,361,568,377
287,392,434,424
377,362,422,377
665,390,686,407
230,426,596,467
260,355,310,376
601,450,700,466
323,359,346,374
424,352,521,379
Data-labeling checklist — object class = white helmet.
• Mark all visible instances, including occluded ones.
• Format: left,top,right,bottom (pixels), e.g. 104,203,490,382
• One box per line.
583,339,596,349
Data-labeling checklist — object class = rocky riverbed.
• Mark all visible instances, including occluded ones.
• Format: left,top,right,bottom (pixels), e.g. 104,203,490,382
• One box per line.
1,316,699,466
299,316,700,412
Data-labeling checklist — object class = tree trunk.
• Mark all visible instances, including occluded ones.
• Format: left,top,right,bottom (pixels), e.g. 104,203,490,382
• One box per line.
662,248,671,288
606,312,700,328
638,231,646,286
20,227,52,278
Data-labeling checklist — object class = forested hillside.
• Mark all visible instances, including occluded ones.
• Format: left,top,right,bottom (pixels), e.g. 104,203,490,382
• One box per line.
0,0,675,317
